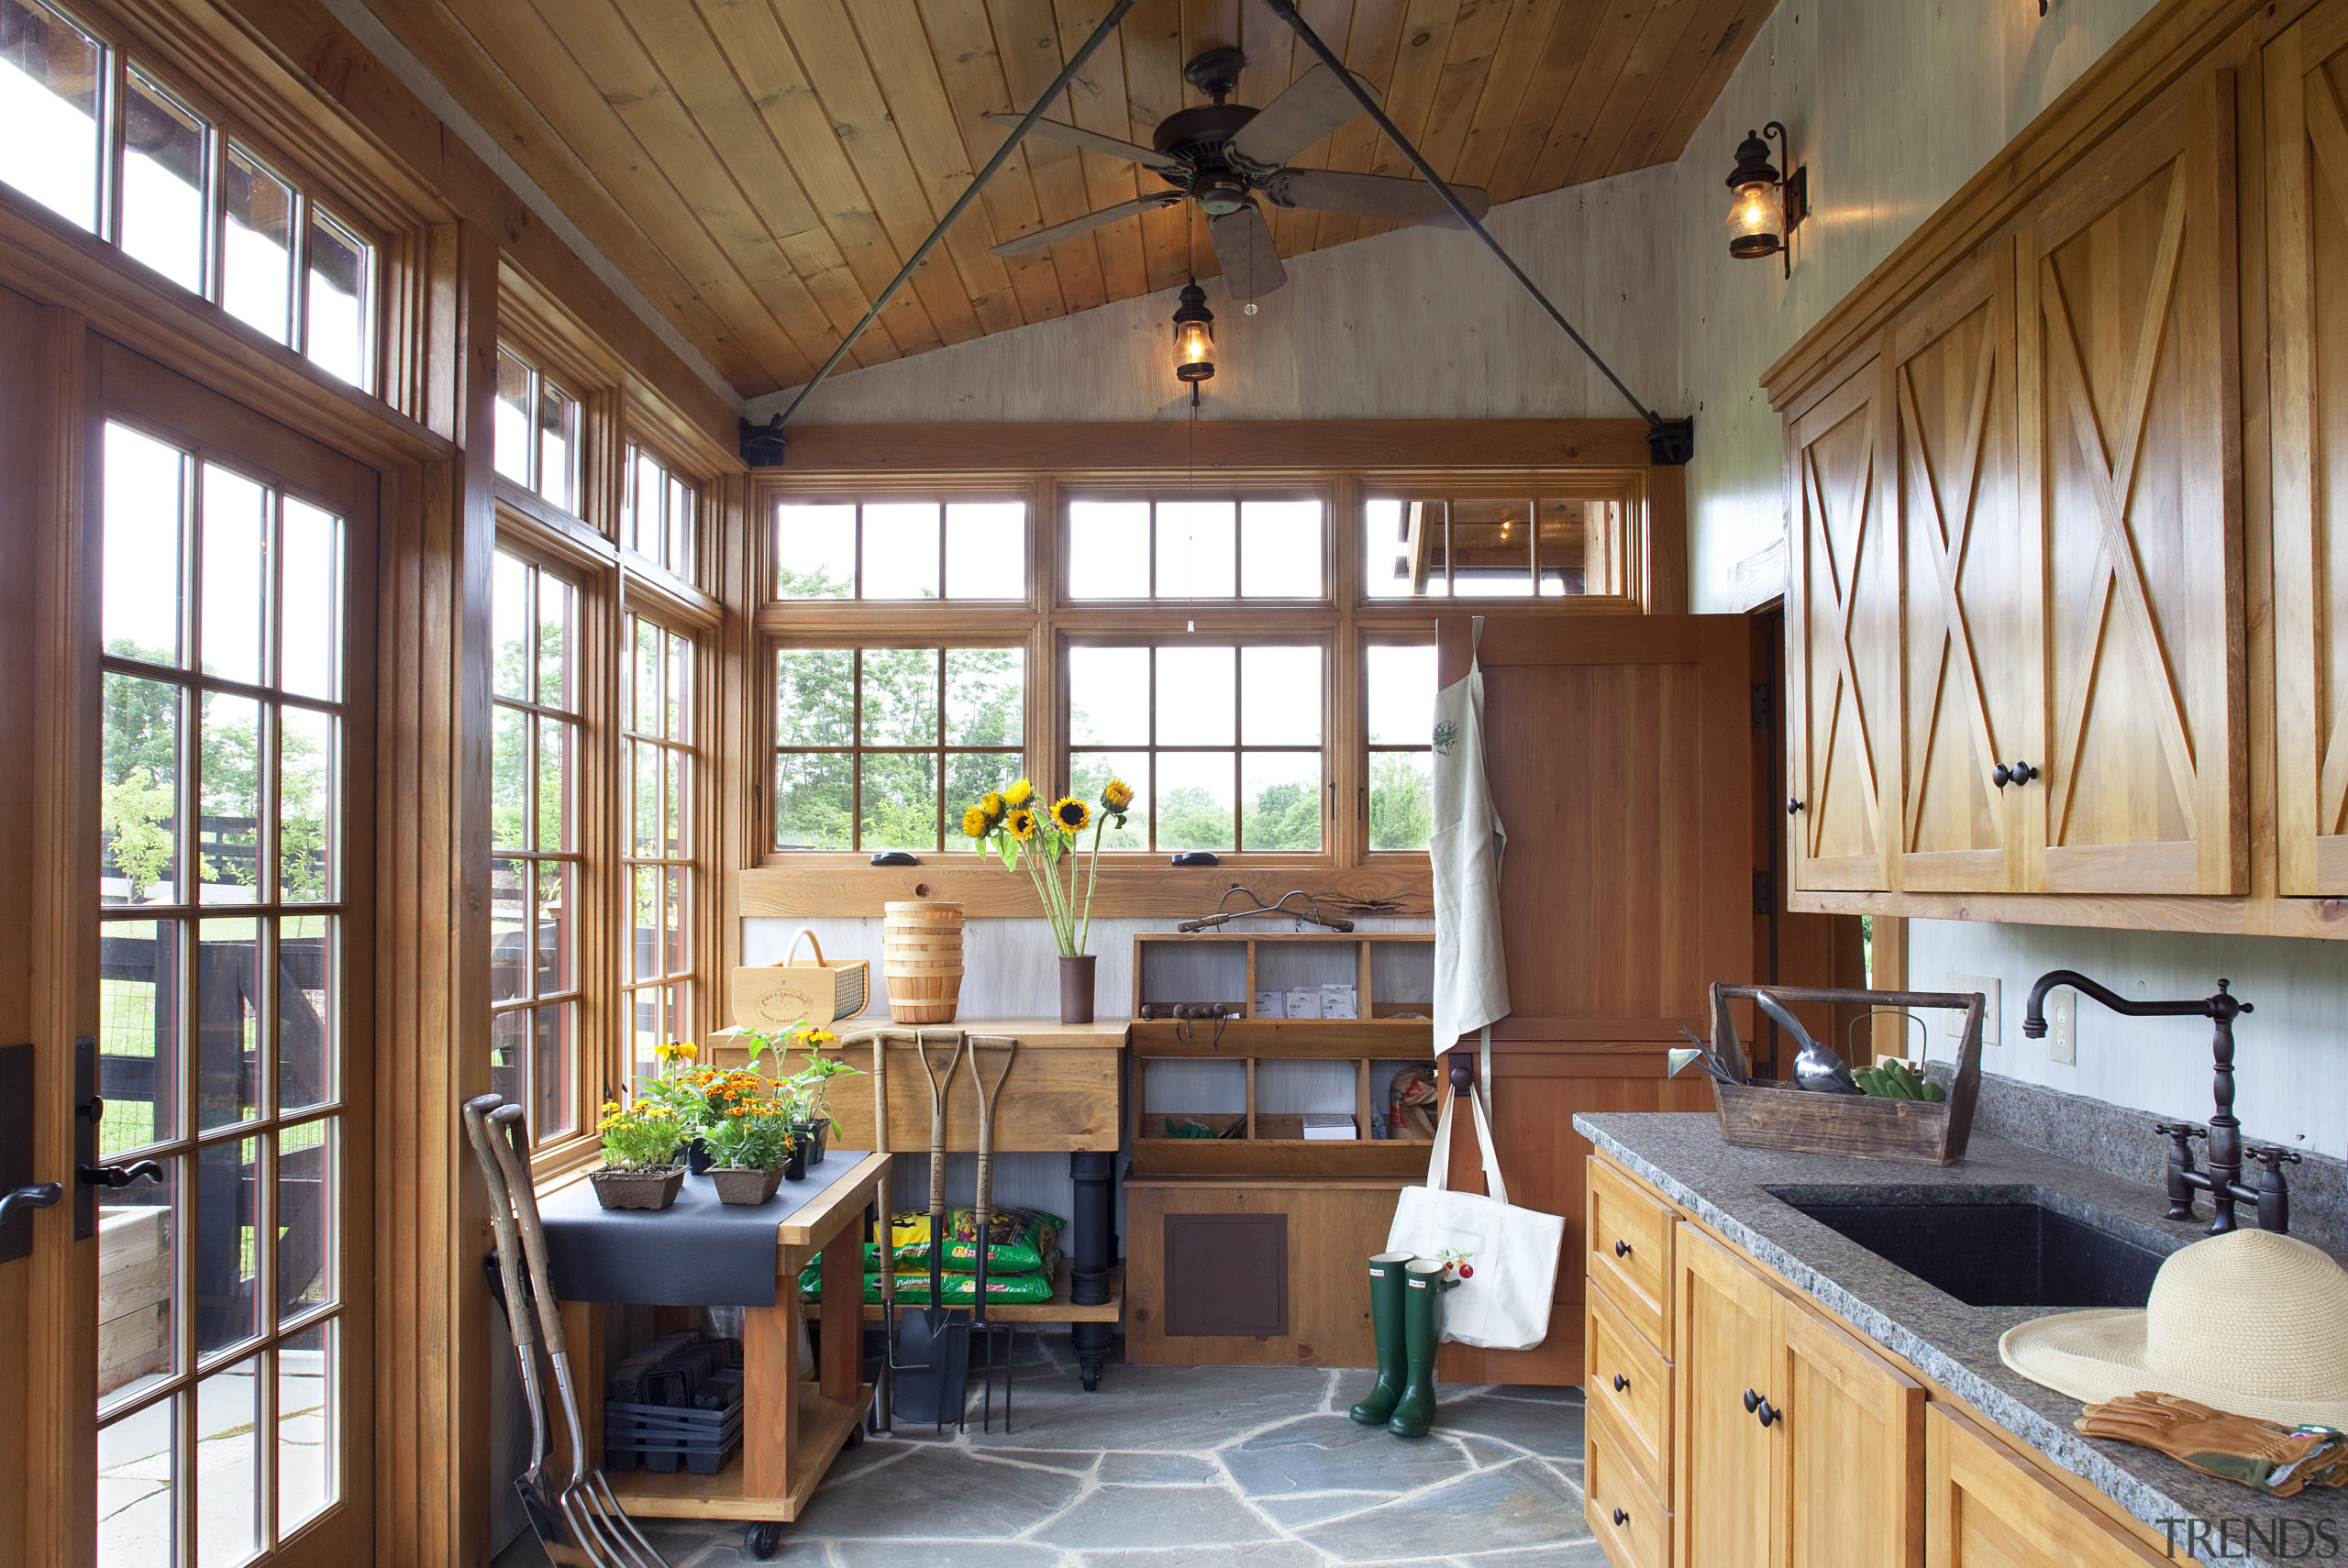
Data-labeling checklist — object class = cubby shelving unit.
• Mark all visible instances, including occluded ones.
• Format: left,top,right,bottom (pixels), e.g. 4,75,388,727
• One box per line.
1129,932,1436,1178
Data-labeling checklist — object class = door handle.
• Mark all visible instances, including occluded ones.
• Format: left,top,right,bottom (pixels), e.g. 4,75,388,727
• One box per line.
0,1182,61,1232
79,1160,164,1189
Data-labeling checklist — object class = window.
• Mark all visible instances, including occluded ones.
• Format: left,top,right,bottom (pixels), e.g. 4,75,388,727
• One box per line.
622,444,697,581
490,552,581,1141
493,348,579,510
774,499,1026,600
94,418,354,1560
1365,643,1437,851
1067,642,1324,853
772,646,1024,852
1068,496,1323,600
623,615,695,1088
1363,495,1623,598
0,1,378,386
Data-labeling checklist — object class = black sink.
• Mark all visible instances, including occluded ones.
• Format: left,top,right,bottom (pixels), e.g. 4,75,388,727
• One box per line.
1774,1198,2167,1309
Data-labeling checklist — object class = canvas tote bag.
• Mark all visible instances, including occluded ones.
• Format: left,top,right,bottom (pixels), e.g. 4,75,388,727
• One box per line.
1384,1078,1565,1350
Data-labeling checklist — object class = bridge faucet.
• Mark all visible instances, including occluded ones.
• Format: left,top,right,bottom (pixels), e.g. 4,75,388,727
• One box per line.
2021,971,2282,1234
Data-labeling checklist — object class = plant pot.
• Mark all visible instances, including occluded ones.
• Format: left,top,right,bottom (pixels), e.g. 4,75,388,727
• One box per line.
781,1137,809,1182
676,1138,714,1176
1058,954,1097,1025
792,1119,829,1165
709,1166,785,1206
591,1166,685,1210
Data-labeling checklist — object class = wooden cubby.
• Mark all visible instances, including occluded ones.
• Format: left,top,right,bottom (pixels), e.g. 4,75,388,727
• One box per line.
1129,933,1436,1178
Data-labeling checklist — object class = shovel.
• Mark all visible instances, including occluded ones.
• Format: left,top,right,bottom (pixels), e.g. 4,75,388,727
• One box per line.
889,1028,969,1430
847,1026,928,1438
964,1034,1019,1432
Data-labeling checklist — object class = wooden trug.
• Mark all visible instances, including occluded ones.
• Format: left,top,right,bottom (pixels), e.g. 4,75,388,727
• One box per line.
1706,984,1985,1165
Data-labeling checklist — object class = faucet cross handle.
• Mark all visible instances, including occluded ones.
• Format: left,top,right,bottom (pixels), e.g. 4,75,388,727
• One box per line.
2251,1145,2302,1168
2153,1121,2206,1140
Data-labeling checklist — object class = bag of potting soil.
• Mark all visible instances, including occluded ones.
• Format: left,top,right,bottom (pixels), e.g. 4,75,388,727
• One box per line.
795,1254,1054,1306
885,1206,1064,1274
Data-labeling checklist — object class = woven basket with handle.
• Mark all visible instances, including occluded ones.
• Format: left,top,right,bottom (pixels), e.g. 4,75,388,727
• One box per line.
729,929,870,1032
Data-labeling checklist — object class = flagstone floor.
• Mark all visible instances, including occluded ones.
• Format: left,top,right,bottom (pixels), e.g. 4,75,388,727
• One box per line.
493,1337,1601,1568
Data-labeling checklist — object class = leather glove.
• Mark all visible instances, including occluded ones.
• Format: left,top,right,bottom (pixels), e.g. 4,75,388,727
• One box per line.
2077,1393,2348,1496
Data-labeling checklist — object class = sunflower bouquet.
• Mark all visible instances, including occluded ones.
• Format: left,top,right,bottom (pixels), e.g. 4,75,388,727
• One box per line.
962,776,1134,957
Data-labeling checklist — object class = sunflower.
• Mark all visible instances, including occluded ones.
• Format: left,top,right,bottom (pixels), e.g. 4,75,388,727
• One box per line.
1003,778,1035,808
1006,806,1037,840
1051,796,1091,834
1101,778,1135,813
980,790,1004,816
653,1040,696,1066
961,805,990,839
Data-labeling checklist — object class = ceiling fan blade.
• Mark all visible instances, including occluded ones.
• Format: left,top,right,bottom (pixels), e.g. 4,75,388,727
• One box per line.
1258,169,1490,229
1228,64,1380,170
985,112,1180,172
1209,202,1288,301
991,193,1182,257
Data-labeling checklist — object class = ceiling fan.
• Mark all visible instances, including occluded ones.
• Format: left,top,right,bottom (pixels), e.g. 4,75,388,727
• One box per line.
986,46,1492,301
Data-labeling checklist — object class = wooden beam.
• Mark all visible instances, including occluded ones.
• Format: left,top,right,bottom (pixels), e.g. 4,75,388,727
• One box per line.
739,859,1433,918
765,418,1661,474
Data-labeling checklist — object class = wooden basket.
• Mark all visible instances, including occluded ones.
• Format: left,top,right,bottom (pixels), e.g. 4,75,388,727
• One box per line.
883,901,963,1024
1707,984,1985,1166
729,929,870,1032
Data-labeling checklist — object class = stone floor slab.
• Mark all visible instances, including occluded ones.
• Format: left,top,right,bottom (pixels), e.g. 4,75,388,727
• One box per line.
975,1364,1330,1452
792,1446,1083,1540
1072,1545,1327,1568
1454,1541,1612,1567
1098,1451,1221,1485
1033,1484,1281,1550
1299,1458,1590,1562
1436,1396,1583,1462
831,1540,1069,1567
1254,1490,1395,1527
1222,1414,1477,1497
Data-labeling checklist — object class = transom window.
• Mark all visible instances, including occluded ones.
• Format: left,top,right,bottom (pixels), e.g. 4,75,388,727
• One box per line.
623,444,696,582
0,0,376,386
1068,496,1324,600
1363,495,1622,598
493,348,579,512
774,499,1025,600
772,646,1024,852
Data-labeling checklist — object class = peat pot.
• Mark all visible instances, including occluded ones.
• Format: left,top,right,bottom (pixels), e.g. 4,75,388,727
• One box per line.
590,1166,685,1210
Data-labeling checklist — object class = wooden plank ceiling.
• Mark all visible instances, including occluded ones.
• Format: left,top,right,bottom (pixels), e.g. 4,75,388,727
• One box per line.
366,0,1777,397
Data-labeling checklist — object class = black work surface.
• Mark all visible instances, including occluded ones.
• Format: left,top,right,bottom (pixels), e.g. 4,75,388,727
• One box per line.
538,1150,874,1307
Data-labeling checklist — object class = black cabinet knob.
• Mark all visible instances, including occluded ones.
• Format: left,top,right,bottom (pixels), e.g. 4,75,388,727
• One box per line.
1614,1239,1632,1258
2008,760,2037,785
1612,1373,1629,1393
1755,1397,1780,1428
1786,797,1805,814
1744,1387,1759,1413
1611,1508,1629,1528
1992,764,2011,789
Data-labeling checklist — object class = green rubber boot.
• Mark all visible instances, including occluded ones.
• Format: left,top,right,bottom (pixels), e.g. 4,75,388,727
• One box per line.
1348,1252,1415,1425
1388,1258,1451,1438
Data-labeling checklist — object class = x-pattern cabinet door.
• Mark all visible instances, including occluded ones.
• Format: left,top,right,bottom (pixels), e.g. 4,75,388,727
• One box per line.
2022,66,2246,895
1894,244,2039,893
1787,351,1896,891
2269,6,2348,894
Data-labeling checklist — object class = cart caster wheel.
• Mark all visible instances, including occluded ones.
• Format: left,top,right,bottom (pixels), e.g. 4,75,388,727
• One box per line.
846,1426,865,1449
1081,1374,1100,1392
747,1521,786,1558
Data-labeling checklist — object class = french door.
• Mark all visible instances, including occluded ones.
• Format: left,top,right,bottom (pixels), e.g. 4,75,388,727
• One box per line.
82,340,375,1568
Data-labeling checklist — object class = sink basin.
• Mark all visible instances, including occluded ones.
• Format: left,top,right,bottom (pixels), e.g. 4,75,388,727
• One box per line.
1769,1196,2167,1309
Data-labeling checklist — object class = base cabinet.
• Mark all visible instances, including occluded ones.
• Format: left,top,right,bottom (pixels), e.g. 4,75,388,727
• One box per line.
1925,1404,2165,1567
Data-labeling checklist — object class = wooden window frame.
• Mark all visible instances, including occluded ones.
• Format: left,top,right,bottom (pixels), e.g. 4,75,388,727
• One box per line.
738,425,1683,922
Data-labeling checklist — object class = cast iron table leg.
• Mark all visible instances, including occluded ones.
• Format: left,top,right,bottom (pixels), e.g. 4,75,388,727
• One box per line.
1069,1150,1113,1391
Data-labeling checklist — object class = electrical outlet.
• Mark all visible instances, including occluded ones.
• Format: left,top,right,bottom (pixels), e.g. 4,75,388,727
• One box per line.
1944,973,2002,1047
2046,988,2077,1065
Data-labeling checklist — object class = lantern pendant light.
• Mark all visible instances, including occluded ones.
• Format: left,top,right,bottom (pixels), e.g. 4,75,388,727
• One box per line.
1172,280,1215,406
1725,121,1806,278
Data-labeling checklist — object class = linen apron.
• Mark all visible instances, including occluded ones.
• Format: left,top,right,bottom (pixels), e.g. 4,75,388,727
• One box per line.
1430,617,1511,1087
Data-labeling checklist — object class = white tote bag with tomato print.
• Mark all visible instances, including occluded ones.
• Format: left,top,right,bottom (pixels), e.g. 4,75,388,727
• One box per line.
1384,1077,1564,1350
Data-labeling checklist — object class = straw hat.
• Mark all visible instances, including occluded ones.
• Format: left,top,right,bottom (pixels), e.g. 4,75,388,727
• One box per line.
1999,1230,2348,1429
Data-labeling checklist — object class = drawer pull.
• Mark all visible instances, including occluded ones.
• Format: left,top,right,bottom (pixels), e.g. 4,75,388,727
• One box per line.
1612,1508,1630,1528
1614,1238,1632,1258
1611,1373,1629,1393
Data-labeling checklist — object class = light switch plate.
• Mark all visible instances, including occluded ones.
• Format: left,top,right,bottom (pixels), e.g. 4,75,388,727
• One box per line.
1944,973,2001,1047
2046,988,2077,1065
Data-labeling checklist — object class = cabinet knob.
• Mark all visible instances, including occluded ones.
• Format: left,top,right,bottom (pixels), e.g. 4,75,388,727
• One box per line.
1612,1508,1630,1528
2008,760,2037,785
1991,764,2010,789
1755,1397,1780,1429
1744,1387,1760,1413
1612,1373,1630,1393
1786,797,1805,815
1613,1239,1632,1258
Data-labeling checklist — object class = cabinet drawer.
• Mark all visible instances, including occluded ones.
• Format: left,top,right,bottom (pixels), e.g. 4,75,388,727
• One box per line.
1588,1156,1677,1351
1586,1276,1672,1499
1588,1398,1670,1568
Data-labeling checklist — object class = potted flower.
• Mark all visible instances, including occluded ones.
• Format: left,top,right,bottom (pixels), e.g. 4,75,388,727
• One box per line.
961,777,1133,1023
637,1041,770,1171
700,1100,800,1204
782,1029,857,1164
591,1098,687,1210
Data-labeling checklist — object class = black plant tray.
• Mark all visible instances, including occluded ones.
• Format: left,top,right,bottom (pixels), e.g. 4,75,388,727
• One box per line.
602,1400,745,1475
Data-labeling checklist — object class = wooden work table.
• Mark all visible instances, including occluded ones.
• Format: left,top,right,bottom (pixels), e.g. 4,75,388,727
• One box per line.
559,1152,891,1547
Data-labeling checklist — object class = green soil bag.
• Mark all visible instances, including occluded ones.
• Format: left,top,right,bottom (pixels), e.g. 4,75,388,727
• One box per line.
884,1205,1065,1274
798,1255,1054,1306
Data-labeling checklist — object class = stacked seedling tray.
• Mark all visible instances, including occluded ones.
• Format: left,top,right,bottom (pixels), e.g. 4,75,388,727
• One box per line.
599,1330,746,1474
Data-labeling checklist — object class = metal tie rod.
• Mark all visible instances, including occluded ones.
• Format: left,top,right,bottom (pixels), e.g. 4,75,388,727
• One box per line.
767,0,1140,436
1260,0,1691,465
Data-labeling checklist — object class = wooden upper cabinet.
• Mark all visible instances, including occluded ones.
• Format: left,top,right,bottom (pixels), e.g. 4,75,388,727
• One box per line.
2021,66,2246,895
1788,353,1896,891
1893,244,2037,893
2270,6,2348,895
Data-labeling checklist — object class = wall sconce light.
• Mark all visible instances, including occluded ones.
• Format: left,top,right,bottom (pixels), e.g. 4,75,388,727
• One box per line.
1172,280,1215,406
1726,122,1807,278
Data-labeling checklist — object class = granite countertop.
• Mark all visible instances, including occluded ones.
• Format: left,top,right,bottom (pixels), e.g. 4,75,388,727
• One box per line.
1572,1112,2348,1568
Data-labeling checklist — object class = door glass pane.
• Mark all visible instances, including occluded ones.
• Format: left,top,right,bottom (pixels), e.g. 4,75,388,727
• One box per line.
222,145,294,346
100,922,179,1154
193,1136,258,1358
1068,501,1149,598
277,916,330,1112
278,500,341,701
278,706,334,903
194,1357,259,1568
305,209,370,387
105,425,187,666
98,1395,177,1566
200,467,269,687
105,676,183,907
861,502,940,600
0,0,105,231
1241,501,1323,597
121,70,206,293
197,694,262,905
277,1320,333,1534
944,502,1024,599
274,1119,330,1319
97,1163,174,1405
194,920,258,1132
1155,502,1234,599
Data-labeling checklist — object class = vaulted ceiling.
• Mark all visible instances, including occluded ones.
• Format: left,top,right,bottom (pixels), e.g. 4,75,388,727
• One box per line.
367,0,1778,398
